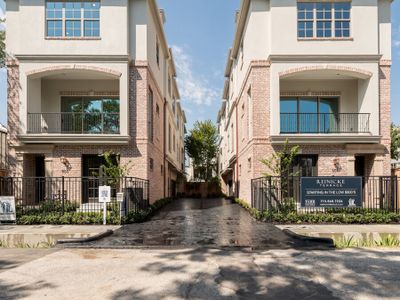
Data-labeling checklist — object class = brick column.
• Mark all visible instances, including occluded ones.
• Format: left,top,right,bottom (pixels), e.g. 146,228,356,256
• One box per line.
44,154,54,177
7,56,21,176
379,60,391,176
347,156,355,176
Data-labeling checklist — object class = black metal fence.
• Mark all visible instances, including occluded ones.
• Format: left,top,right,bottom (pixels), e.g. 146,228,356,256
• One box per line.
251,176,399,213
0,176,149,215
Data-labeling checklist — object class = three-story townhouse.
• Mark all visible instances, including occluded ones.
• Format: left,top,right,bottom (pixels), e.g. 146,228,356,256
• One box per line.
164,56,187,197
218,0,393,203
6,0,186,203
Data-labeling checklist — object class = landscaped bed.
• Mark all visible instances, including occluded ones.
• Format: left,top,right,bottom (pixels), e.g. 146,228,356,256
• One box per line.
16,198,173,225
235,198,400,224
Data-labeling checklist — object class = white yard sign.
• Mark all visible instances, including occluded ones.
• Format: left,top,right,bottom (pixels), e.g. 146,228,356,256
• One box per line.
99,186,111,203
99,186,111,225
0,196,16,222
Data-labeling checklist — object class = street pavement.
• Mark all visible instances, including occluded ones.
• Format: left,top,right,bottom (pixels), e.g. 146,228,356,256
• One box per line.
1,199,399,299
0,247,400,299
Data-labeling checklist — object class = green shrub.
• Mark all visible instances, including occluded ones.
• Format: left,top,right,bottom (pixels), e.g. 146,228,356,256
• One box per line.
235,198,400,224
17,198,174,225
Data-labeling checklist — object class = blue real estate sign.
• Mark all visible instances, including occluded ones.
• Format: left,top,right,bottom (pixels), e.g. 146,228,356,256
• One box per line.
301,177,363,208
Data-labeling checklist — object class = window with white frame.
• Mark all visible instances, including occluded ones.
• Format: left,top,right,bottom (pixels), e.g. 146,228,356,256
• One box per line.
297,2,351,39
156,38,160,66
46,1,100,38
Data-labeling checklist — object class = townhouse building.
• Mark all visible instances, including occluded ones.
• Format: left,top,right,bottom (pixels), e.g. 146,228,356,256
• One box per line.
218,0,393,202
6,0,186,202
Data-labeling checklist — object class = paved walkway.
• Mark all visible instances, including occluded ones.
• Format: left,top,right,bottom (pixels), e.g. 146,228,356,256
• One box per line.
78,198,330,249
278,224,400,240
0,225,120,247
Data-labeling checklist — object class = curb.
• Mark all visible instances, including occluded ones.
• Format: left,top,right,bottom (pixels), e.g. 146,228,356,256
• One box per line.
282,229,335,246
56,230,114,245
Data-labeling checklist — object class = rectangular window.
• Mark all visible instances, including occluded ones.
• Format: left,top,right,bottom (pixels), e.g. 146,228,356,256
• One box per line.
316,3,332,38
297,2,351,39
46,1,100,38
149,158,154,171
298,3,314,38
156,39,160,66
168,76,171,96
168,124,172,152
247,88,252,140
148,88,154,142
291,155,318,177
334,3,351,37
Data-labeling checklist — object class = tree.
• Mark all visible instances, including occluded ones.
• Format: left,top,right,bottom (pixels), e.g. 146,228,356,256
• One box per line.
260,139,299,213
185,120,219,182
0,18,5,68
391,123,400,160
97,151,133,186
261,139,299,178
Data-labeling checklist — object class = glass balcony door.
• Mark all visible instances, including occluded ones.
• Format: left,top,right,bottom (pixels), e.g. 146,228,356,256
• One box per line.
280,96,339,133
61,96,120,134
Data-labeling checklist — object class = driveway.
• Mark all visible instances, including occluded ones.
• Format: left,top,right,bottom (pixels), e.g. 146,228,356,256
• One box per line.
77,198,330,249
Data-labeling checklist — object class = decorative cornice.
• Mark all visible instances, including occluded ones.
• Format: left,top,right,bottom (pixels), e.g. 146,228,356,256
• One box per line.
59,91,119,96
379,59,392,67
281,91,341,97
26,64,122,78
269,54,382,63
14,54,130,62
279,65,373,79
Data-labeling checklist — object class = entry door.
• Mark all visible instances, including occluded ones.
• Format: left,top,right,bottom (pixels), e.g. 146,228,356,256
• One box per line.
82,155,118,203
34,156,46,203
355,156,365,177
288,155,318,198
171,180,177,198
82,155,104,203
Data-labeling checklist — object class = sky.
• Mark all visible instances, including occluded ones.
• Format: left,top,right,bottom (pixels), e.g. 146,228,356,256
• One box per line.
0,0,399,130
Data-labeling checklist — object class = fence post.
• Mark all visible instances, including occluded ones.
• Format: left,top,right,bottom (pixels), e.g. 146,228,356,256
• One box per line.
61,176,65,215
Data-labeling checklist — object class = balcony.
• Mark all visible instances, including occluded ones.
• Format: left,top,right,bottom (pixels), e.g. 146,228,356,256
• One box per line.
27,112,120,135
280,113,370,134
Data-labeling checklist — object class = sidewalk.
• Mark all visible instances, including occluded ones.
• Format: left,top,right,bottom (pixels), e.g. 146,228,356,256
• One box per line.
277,224,400,241
0,225,121,247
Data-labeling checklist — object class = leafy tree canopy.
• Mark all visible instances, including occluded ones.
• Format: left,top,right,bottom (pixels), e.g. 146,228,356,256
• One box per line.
185,120,219,182
391,123,400,160
0,19,5,68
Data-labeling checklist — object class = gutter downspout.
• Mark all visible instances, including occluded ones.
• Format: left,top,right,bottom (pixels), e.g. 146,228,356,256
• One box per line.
163,99,167,199
235,103,239,198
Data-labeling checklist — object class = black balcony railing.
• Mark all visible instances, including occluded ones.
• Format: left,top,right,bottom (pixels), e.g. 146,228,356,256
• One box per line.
27,112,120,134
280,113,370,134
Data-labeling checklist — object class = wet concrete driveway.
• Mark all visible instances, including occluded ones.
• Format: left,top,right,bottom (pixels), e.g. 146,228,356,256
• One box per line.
78,198,331,249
